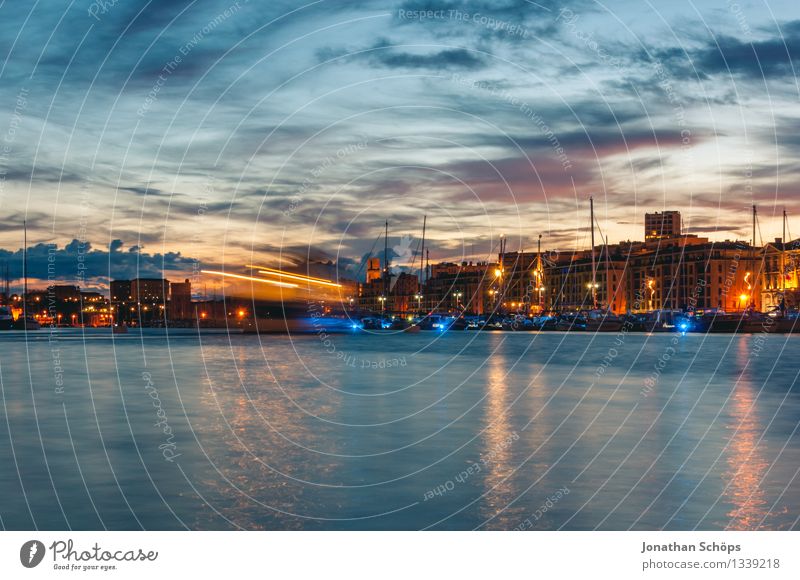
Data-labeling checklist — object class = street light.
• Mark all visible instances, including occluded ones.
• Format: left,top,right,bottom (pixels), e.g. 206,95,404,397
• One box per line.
453,291,463,310
378,295,386,315
414,294,423,311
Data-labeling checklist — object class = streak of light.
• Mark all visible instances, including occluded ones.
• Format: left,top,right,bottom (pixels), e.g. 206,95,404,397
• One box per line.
201,270,299,288
245,264,342,288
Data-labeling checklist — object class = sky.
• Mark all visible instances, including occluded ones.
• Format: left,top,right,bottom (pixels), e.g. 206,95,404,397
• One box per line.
0,0,799,290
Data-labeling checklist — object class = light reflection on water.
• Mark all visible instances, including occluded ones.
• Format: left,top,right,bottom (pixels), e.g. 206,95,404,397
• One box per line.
0,329,798,530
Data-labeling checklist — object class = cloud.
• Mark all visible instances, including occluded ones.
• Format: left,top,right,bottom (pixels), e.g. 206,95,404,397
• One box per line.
654,21,800,79
0,239,199,290
323,37,489,70
372,46,487,69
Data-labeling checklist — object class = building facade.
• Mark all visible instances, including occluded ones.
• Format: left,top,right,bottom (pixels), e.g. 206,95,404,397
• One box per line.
645,211,682,241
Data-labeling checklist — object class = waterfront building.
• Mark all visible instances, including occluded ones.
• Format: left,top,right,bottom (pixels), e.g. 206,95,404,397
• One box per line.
424,261,497,315
545,246,628,313
358,270,420,314
625,236,759,313
761,238,800,310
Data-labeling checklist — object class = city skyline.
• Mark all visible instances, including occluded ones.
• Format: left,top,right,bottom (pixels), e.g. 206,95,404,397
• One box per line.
2,0,800,290
0,201,794,293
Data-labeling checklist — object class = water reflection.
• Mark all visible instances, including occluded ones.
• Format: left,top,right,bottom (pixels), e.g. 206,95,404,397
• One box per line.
723,341,770,530
191,338,340,529
479,343,518,529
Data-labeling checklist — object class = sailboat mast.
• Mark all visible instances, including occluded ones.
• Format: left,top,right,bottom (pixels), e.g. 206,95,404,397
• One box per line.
426,248,430,285
23,219,28,320
783,208,787,295
590,196,597,309
752,205,757,308
605,234,612,310
537,234,544,311
419,215,426,286
384,219,389,301
499,234,506,308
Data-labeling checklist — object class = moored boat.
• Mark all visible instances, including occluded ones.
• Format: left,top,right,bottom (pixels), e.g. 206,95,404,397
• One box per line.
555,312,587,331
583,309,624,332
0,306,13,330
12,316,41,330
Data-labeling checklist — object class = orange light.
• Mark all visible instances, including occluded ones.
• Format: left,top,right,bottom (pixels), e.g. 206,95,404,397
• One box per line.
249,265,342,288
201,270,299,289
247,264,340,285
237,310,245,318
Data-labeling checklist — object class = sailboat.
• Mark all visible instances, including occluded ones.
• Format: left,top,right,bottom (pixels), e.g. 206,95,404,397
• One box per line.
583,197,623,332
0,262,13,330
766,208,800,333
12,220,40,331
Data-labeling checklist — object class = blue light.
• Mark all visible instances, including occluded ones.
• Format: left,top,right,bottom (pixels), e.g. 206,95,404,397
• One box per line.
679,323,689,332
352,324,359,330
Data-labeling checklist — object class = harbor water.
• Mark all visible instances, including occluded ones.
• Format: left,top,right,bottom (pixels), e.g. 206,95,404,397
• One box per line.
0,328,798,530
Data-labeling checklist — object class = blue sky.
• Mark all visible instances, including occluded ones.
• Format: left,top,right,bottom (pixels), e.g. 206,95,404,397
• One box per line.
1,0,799,288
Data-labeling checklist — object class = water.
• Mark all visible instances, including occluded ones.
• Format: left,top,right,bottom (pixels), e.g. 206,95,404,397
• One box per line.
1,327,799,530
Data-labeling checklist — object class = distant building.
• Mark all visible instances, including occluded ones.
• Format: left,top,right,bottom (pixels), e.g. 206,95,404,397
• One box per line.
50,285,81,302
131,278,170,303
80,291,104,303
169,278,192,320
130,278,170,323
645,211,681,241
110,280,132,303
366,257,382,283
110,280,133,324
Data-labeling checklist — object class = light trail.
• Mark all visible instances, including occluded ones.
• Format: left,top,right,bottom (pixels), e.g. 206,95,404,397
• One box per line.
245,264,342,288
200,270,299,288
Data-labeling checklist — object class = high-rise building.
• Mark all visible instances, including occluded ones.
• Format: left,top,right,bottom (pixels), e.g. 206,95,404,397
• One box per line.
169,278,192,320
131,278,170,303
645,211,682,241
110,280,133,323
110,280,132,303
130,278,170,323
